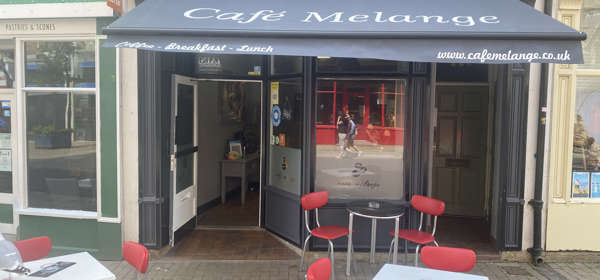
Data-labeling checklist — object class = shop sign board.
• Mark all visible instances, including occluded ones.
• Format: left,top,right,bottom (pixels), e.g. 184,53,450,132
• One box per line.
107,0,124,14
0,19,96,36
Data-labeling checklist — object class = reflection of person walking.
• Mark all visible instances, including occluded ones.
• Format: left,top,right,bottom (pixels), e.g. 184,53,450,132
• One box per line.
337,114,348,158
345,113,361,155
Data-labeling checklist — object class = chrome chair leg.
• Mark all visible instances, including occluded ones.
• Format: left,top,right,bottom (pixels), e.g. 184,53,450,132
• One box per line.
300,234,312,271
415,244,421,266
351,243,358,272
405,240,409,265
387,238,395,263
433,240,439,247
328,240,335,280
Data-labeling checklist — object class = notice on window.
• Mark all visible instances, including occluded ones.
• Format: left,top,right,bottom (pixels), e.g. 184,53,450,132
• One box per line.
572,172,590,198
270,82,279,105
0,134,9,149
0,149,10,172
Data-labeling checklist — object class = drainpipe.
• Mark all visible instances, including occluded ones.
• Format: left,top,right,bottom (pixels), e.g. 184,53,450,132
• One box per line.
527,0,552,266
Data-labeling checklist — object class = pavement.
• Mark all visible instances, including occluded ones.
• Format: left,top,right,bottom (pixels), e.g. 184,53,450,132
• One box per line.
101,252,600,280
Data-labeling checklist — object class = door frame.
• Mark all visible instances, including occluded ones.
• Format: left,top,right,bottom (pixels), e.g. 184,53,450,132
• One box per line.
432,83,492,218
169,74,199,246
191,78,264,228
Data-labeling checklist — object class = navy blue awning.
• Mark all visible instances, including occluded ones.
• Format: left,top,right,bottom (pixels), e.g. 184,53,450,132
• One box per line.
103,0,585,64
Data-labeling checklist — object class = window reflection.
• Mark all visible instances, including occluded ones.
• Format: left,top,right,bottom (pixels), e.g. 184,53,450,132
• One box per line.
315,80,405,200
26,92,96,211
24,41,95,88
0,40,15,89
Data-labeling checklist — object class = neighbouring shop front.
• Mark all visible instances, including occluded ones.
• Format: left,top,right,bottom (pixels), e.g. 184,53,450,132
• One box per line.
0,1,122,259
104,0,585,254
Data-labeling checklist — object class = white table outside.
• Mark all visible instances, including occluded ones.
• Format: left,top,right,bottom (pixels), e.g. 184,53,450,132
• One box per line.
374,264,489,280
0,252,116,280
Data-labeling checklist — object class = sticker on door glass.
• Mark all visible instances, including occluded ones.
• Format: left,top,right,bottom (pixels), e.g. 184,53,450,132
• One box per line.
272,105,281,127
270,82,279,105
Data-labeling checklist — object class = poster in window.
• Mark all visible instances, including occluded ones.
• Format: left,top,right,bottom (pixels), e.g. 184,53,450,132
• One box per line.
572,172,590,198
0,149,10,172
591,173,600,198
0,134,9,149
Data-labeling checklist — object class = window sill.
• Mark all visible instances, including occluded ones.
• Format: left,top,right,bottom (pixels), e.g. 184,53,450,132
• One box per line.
17,208,97,220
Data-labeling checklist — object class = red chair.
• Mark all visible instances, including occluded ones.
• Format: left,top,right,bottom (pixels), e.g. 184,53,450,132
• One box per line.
13,236,52,262
300,191,352,280
122,241,149,278
388,195,445,266
306,258,332,280
421,246,476,272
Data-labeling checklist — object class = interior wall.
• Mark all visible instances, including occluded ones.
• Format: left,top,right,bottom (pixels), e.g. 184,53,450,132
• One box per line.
195,81,262,207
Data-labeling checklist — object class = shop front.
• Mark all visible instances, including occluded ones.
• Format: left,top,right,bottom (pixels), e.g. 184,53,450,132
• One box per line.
0,1,121,260
105,0,585,256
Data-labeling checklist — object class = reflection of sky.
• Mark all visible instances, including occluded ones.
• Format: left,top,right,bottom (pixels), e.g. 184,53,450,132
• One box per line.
576,87,600,142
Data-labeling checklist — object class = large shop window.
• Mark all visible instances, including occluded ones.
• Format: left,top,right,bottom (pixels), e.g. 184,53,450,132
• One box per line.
24,40,97,212
571,0,600,199
0,39,15,195
315,79,406,200
24,41,95,88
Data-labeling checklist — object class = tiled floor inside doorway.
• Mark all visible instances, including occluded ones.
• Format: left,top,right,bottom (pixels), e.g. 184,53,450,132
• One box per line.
165,229,299,261
196,189,259,227
435,216,499,259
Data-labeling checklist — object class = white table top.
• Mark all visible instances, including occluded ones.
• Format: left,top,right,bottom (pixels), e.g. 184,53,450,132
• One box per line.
374,264,488,280
0,252,116,280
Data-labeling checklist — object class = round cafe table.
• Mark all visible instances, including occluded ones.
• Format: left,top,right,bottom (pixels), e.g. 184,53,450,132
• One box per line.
346,200,408,276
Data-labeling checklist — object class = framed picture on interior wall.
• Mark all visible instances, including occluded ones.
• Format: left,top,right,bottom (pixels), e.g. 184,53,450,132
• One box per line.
591,172,600,198
220,82,244,122
572,171,590,198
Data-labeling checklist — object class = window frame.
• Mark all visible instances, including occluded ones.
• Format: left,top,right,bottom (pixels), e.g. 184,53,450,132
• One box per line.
16,36,102,217
0,37,18,233
551,0,600,204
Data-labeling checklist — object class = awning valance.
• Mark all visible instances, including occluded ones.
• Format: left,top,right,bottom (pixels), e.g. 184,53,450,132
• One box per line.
103,0,586,64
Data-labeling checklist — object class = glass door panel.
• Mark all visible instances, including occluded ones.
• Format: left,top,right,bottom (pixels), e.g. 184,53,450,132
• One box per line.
268,79,304,195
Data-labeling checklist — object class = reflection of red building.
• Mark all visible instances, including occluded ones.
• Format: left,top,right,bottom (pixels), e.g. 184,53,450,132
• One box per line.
316,80,405,146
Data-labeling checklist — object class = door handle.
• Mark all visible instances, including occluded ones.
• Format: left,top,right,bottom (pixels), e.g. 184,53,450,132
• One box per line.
180,192,193,201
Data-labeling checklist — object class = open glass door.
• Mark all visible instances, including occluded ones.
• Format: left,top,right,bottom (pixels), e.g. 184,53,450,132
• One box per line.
170,75,198,246
264,78,305,244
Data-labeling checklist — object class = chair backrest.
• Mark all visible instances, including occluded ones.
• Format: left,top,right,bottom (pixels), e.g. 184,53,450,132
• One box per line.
13,236,52,262
301,191,328,211
306,257,332,280
421,246,476,272
122,241,149,274
411,195,445,216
